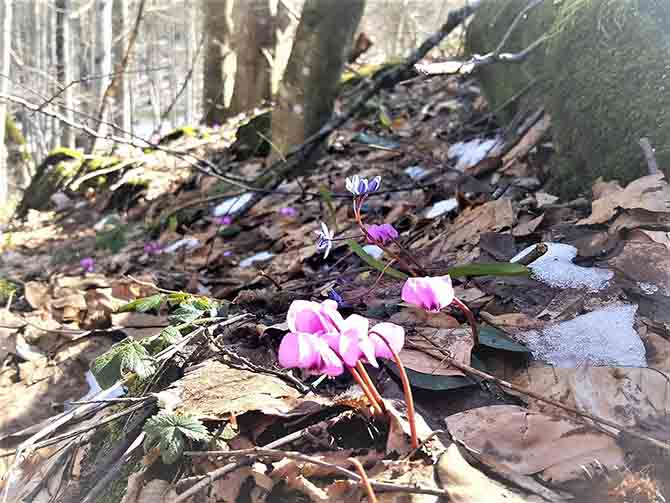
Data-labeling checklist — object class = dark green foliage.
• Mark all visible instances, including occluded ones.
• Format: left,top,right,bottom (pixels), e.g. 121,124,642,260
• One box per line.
91,340,156,389
143,412,210,464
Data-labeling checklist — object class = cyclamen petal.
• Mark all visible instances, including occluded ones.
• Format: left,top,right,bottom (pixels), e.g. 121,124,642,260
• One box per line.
287,300,329,334
401,276,454,312
337,314,375,367
278,332,319,369
369,322,405,360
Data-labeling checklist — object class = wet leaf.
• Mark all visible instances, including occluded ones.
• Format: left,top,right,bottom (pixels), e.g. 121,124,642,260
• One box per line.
478,325,530,353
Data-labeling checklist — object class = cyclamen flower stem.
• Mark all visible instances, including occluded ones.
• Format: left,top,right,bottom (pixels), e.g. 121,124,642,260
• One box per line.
348,457,378,503
371,331,419,449
452,297,479,346
355,361,386,413
349,366,385,417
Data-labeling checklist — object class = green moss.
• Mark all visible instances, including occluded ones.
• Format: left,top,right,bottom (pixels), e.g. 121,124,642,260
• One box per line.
5,116,26,146
467,0,670,196
0,279,18,303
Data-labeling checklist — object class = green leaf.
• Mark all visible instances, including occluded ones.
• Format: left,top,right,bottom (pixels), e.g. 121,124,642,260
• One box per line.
318,185,337,231
378,108,392,129
169,303,205,324
91,340,156,388
478,325,530,353
117,294,165,313
386,361,475,391
347,239,408,280
143,412,211,464
159,326,183,345
447,262,529,278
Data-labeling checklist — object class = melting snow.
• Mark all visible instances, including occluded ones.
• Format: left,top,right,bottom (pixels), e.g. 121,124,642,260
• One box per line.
239,251,275,268
362,245,384,259
425,198,459,219
511,242,613,291
213,192,254,216
164,238,200,254
404,165,428,180
448,136,504,171
519,304,646,367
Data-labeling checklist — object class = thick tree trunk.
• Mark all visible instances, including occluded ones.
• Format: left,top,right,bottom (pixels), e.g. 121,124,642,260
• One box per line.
270,0,365,165
229,0,273,115
0,0,12,205
202,0,233,125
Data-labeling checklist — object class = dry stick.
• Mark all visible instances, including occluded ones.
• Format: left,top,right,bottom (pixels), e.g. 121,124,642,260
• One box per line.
184,448,449,498
348,457,378,503
422,337,670,453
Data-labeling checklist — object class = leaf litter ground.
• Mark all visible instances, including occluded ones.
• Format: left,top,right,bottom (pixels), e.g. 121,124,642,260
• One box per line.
1,72,670,502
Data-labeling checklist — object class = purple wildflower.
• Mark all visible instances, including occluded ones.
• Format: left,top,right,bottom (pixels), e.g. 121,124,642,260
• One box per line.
279,207,298,218
143,241,162,255
214,215,233,226
80,257,95,273
345,175,382,196
315,222,334,258
366,223,399,244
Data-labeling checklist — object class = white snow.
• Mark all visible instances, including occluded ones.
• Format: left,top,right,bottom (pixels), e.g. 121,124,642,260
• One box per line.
213,192,254,216
511,242,613,291
404,165,428,180
164,238,200,254
362,245,384,259
239,251,275,268
519,304,646,367
448,136,504,172
424,198,459,219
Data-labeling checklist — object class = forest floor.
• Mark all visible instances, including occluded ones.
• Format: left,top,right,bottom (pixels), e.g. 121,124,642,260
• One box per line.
1,71,670,503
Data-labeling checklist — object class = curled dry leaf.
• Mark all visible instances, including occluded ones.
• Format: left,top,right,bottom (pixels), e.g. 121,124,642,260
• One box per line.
447,405,624,484
400,327,473,378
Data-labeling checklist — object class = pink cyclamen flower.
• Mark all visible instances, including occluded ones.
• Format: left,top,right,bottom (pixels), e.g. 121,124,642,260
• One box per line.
366,223,398,244
279,207,298,217
369,322,405,360
287,299,343,335
80,257,95,273
401,275,454,313
278,332,343,376
214,215,233,225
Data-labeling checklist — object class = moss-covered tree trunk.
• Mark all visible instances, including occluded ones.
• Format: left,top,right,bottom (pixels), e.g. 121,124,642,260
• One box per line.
467,0,670,196
270,0,365,166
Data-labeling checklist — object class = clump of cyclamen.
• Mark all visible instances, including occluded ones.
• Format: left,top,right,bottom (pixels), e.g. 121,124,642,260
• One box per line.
366,223,398,245
278,299,404,376
80,257,95,273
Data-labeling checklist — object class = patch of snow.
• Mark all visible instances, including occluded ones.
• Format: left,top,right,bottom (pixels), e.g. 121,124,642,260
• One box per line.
404,165,428,180
164,238,200,254
66,371,125,410
511,242,613,291
448,136,504,171
425,198,459,219
519,304,646,367
638,282,659,295
213,192,254,216
362,245,384,259
239,251,275,268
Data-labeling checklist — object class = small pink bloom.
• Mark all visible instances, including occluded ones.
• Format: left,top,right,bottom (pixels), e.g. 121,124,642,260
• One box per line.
143,241,162,255
278,332,343,376
279,207,297,217
214,215,233,225
223,250,233,257
325,314,378,368
401,275,454,313
366,223,399,244
286,299,343,336
80,257,95,273
369,322,405,360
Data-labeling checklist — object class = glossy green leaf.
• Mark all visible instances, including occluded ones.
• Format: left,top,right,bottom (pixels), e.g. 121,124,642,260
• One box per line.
478,325,530,353
447,262,529,278
347,239,408,280
117,294,165,313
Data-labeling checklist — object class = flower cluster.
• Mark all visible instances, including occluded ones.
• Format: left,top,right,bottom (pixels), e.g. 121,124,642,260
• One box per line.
345,175,381,196
214,215,233,226
278,299,404,377
143,241,162,255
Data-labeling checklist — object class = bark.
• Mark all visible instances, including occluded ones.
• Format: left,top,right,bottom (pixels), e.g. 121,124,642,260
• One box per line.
56,0,75,148
202,0,233,125
229,0,273,115
0,0,13,205
93,0,114,144
184,0,195,124
270,0,365,165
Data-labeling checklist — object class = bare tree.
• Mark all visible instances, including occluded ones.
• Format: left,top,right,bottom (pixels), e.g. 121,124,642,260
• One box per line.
94,0,114,143
202,0,233,125
229,0,273,115
56,0,75,148
0,0,12,205
271,0,365,163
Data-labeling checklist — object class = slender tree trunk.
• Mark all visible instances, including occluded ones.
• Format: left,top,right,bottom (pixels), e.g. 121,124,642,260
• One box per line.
229,0,273,115
56,0,75,148
202,0,233,125
0,0,13,205
270,0,365,164
94,0,114,145
184,0,195,124
119,0,132,137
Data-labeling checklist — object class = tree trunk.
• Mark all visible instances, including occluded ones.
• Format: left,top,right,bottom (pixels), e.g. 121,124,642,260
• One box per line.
229,0,273,115
202,0,233,125
94,0,114,144
184,0,195,124
0,0,13,205
270,0,365,164
56,0,75,148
